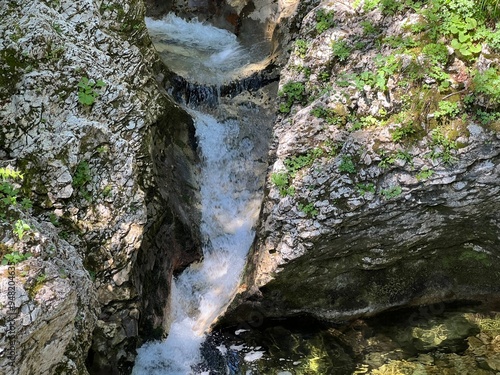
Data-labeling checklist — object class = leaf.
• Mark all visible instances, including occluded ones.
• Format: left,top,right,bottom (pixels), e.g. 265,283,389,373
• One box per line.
470,44,482,53
465,17,477,30
458,32,470,43
451,39,461,49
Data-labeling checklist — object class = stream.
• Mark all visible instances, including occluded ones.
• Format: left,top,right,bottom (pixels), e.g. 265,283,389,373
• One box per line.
132,14,271,374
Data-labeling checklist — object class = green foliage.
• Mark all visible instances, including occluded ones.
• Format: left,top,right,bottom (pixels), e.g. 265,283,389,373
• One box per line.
422,43,449,66
297,202,319,217
360,20,379,35
49,213,60,227
416,167,434,180
339,155,356,173
1,251,32,265
434,100,460,121
295,39,309,58
357,183,376,196
102,185,112,197
473,68,500,106
279,81,305,113
380,0,405,15
447,16,482,58
331,40,351,62
0,167,32,219
271,172,294,197
310,106,345,126
378,151,397,169
315,9,335,34
351,115,382,131
429,128,457,164
475,109,500,125
13,219,31,240
285,148,324,177
391,123,416,142
72,161,92,201
77,77,106,106
381,185,402,199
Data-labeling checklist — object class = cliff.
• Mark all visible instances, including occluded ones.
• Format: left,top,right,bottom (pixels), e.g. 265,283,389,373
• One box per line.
0,0,200,374
231,0,500,323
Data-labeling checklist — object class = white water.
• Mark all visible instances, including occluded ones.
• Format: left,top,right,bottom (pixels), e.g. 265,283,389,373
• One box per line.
146,14,250,85
133,15,264,375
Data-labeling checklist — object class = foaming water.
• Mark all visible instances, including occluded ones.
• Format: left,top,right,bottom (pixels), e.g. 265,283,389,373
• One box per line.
133,111,262,374
146,14,249,85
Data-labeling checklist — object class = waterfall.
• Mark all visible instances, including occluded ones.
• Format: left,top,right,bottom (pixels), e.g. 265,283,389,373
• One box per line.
133,14,266,375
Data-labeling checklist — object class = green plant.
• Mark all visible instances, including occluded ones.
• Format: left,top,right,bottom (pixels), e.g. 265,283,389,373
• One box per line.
278,81,306,113
285,148,324,177
331,40,351,62
380,0,404,15
297,202,319,217
315,9,335,34
378,151,397,169
422,43,449,66
447,16,482,58
339,155,356,173
13,219,31,240
429,128,457,164
433,100,460,121
381,185,402,199
1,251,32,265
360,20,379,35
77,77,106,106
102,185,112,197
271,172,294,197
391,123,416,142
357,183,376,196
295,39,309,58
416,167,434,180
49,213,60,227
473,68,500,106
72,161,92,201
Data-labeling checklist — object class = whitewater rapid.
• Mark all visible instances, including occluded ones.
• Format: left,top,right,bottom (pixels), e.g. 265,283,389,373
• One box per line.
133,14,264,374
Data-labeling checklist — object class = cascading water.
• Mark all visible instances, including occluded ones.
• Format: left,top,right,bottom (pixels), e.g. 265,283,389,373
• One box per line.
133,14,269,374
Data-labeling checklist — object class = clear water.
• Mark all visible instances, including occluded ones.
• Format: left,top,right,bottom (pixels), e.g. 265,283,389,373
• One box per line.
133,15,264,375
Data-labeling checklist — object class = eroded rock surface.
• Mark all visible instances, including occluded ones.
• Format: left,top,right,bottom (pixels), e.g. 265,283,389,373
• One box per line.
230,0,500,323
0,0,200,374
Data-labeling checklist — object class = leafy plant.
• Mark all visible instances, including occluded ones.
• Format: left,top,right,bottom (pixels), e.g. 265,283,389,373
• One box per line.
381,185,402,199
429,128,457,164
295,39,309,58
77,77,106,106
416,167,434,180
1,251,32,265
473,68,500,106
72,161,92,201
391,123,416,142
285,148,324,177
331,40,351,62
13,219,31,240
298,202,319,217
433,100,460,121
271,172,294,197
447,16,482,58
357,183,376,196
339,155,356,173
278,81,305,113
315,9,335,34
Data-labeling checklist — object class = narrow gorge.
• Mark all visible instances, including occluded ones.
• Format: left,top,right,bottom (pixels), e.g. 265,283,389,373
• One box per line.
1,0,500,374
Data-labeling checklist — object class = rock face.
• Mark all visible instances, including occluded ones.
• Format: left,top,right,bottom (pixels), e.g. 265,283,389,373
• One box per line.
0,0,200,374
229,0,500,323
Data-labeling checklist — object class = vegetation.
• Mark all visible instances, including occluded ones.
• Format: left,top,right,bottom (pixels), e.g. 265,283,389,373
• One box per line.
1,251,32,265
278,81,306,113
77,77,106,106
315,9,335,34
